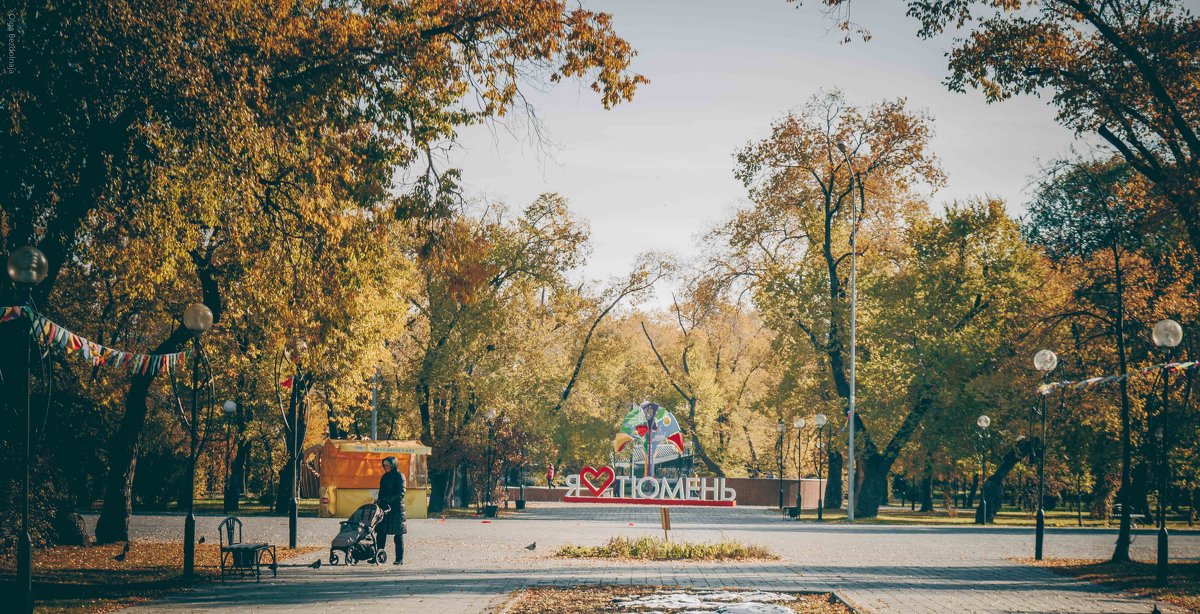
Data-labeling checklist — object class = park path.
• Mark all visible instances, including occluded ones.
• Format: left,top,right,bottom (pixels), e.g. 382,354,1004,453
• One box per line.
112,505,1197,613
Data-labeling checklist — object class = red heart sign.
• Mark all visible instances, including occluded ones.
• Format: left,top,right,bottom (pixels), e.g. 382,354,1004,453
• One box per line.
580,466,615,496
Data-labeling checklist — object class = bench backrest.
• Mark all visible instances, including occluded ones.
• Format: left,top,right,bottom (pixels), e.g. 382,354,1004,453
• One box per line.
218,516,244,548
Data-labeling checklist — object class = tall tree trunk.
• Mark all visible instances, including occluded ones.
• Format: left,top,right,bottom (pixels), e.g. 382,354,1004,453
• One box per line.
743,424,759,476
223,374,250,513
427,468,452,514
966,473,979,508
919,458,934,512
94,327,192,544
976,438,1036,524
686,400,725,477
857,456,891,516
853,390,936,518
224,438,251,512
274,377,310,515
824,450,842,509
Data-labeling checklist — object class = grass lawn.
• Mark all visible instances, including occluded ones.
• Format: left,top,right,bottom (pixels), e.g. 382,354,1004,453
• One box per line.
781,506,1199,529
557,536,777,561
0,541,321,613
1019,558,1200,612
501,586,850,614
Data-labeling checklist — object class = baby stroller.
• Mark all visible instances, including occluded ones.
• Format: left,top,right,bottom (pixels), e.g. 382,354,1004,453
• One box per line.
329,503,387,565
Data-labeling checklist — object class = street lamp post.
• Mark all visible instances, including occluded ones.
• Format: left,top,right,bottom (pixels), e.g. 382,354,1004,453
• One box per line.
286,340,307,550
794,417,806,517
776,421,785,510
814,413,828,521
1033,349,1058,560
484,408,498,510
837,142,862,522
1152,318,1183,586
977,415,991,525
222,400,236,508
8,246,49,614
181,302,213,580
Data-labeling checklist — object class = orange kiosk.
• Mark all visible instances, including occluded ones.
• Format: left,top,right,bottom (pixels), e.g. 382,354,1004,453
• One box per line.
315,439,431,519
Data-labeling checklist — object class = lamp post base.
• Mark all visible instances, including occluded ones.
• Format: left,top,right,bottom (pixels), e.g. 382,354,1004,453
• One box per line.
289,499,299,549
1035,508,1045,560
183,512,196,579
18,530,32,613
1158,527,1169,586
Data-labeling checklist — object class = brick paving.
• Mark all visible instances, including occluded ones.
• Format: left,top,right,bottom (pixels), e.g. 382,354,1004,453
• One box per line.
109,505,1198,613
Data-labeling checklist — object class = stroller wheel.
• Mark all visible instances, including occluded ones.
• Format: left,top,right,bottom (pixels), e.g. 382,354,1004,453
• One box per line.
375,550,388,565
329,552,341,566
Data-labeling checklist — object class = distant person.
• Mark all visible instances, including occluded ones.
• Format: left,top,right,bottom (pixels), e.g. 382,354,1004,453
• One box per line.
546,463,556,487
375,456,406,565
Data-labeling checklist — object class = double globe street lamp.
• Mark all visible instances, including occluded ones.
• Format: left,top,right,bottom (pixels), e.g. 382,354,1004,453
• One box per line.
8,246,49,614
1152,318,1183,586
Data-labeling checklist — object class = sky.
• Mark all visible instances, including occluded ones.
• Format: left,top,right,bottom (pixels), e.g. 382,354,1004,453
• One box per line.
445,0,1083,293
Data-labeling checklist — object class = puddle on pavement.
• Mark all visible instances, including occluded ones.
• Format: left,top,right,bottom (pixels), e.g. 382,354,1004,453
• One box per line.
613,589,796,613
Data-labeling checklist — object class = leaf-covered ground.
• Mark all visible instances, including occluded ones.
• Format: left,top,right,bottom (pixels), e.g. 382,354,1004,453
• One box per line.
501,586,850,614
1016,558,1200,613
0,541,320,613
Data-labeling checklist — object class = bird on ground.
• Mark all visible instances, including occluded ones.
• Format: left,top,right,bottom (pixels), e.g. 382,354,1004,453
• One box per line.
525,542,536,551
197,536,205,544
309,559,322,569
113,542,130,562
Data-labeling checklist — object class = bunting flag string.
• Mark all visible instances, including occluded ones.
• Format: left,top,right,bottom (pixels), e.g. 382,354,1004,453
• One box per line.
1039,360,1200,395
2,305,189,378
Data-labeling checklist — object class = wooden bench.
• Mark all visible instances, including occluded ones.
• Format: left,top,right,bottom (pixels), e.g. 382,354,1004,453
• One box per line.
1110,504,1152,529
218,516,277,582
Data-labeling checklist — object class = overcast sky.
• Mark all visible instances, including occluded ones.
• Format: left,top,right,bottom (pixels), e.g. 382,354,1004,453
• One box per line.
445,0,1083,293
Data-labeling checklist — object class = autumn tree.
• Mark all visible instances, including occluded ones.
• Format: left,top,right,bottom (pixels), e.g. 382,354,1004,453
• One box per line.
716,90,942,513
3,0,646,544
1025,156,1197,561
640,275,779,477
800,0,1200,258
855,199,1047,518
399,195,664,511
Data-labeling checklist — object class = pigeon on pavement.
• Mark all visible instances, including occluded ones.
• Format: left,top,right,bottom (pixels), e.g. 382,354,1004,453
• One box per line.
525,542,536,551
310,559,322,569
113,542,130,562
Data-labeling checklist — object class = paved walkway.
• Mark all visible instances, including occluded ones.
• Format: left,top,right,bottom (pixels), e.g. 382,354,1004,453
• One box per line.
111,505,1197,613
